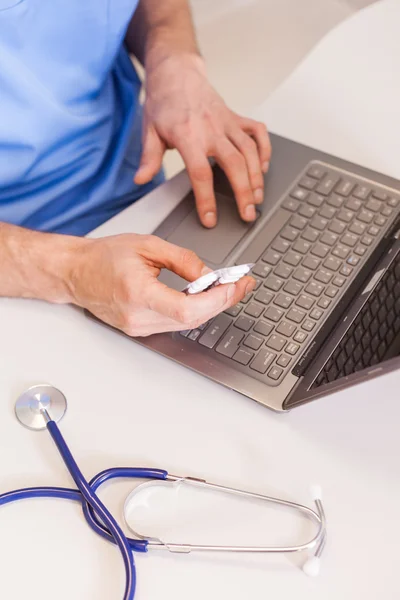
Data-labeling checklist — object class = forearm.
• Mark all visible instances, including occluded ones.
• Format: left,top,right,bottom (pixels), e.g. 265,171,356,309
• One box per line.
0,222,83,303
126,0,200,70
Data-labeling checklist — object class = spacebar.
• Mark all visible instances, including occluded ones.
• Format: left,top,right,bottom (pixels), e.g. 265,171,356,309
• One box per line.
235,208,291,265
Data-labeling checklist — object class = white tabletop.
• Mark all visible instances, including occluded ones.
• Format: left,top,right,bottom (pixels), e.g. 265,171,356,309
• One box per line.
1,1,399,598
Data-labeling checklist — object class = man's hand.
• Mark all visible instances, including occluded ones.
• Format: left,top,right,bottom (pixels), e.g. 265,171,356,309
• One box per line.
70,233,255,336
134,54,271,228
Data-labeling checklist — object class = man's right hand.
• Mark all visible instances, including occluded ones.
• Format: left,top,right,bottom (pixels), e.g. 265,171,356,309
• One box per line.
68,233,255,336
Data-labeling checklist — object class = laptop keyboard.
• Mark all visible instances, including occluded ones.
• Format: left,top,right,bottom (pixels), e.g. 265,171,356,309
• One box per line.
180,162,400,386
312,249,400,387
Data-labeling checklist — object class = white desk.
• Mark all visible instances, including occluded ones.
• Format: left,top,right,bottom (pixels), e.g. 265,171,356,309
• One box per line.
1,1,399,598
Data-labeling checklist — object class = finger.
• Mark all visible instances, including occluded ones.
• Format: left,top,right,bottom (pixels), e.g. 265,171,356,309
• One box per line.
238,117,271,173
228,128,264,205
147,275,256,325
134,126,166,185
213,138,256,222
141,235,211,281
178,145,217,228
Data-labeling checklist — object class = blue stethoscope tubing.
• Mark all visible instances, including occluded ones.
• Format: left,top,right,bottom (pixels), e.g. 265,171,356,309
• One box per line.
0,417,167,600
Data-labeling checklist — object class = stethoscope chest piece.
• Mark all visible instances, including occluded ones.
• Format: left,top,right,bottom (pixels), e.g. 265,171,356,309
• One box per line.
15,384,67,430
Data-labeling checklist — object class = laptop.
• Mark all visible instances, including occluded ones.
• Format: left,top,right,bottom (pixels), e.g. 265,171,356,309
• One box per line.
89,133,400,411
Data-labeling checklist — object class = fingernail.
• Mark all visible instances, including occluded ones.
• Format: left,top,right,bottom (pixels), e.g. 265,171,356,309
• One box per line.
254,188,263,203
245,279,256,295
262,161,270,173
226,284,236,300
244,204,256,221
201,265,213,275
203,211,217,228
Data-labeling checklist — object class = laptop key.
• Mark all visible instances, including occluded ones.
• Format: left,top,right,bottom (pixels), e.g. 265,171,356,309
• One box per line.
198,314,232,348
353,184,370,200
337,209,354,223
252,263,272,278
307,165,325,180
254,321,274,337
340,264,353,276
290,215,307,230
286,342,300,355
264,306,284,322
283,280,303,296
216,329,244,358
372,189,388,201
268,366,284,381
272,238,291,254
274,264,293,279
293,239,312,254
302,319,316,332
316,174,339,195
234,316,255,332
233,348,254,365
293,330,308,344
305,281,324,297
361,235,373,246
225,304,242,317
310,216,328,231
335,179,354,197
366,198,382,212
287,307,306,324
296,294,314,310
243,334,263,350
323,256,341,271
311,243,330,258
264,276,284,292
341,233,358,247
283,251,302,267
317,297,331,309
345,197,362,212
300,202,318,216
319,205,336,220
244,302,263,318
302,227,319,242
250,349,276,374
277,354,292,368
349,220,367,235
326,285,339,298
327,194,344,208
293,267,312,283
328,220,346,234
282,197,300,212
332,244,349,259
276,320,296,337
299,176,317,190
281,226,299,242
315,268,333,284
374,215,387,226
368,225,380,236
320,231,338,246
358,209,374,223
302,256,320,270
291,188,309,201
262,250,281,266
274,293,293,309
266,334,286,352
254,289,273,305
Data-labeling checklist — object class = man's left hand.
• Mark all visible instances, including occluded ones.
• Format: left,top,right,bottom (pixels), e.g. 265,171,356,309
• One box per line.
134,53,271,228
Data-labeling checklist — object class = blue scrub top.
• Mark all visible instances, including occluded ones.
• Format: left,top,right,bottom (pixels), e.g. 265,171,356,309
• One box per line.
0,0,163,235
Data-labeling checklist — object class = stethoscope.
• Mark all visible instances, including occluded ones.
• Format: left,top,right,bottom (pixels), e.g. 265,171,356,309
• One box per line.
0,384,327,600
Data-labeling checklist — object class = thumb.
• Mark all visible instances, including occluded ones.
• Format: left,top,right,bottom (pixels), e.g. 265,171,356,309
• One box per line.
134,126,166,185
